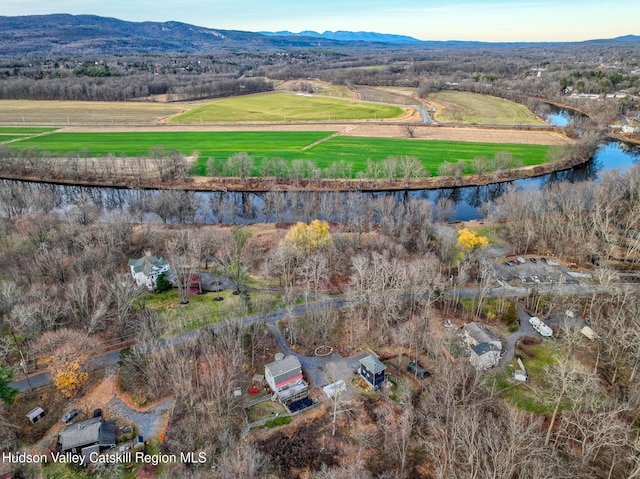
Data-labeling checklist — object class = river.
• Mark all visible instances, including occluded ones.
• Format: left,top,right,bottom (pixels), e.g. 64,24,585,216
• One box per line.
2,141,639,224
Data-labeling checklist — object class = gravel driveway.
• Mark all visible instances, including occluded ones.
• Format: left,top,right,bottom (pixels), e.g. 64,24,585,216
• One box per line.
106,396,173,439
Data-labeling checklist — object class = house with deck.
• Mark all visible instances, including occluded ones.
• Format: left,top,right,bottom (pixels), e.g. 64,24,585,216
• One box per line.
264,355,309,405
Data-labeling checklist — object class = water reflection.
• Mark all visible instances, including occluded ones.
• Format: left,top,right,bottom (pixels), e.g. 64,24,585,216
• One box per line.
1,142,639,223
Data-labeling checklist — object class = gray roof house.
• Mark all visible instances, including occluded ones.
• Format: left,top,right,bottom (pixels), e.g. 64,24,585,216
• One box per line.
128,254,170,290
57,417,116,453
359,355,387,390
463,322,502,370
264,355,308,405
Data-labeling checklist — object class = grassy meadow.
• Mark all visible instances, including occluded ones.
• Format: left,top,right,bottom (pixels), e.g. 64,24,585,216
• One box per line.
428,91,546,125
169,92,405,123
7,129,554,177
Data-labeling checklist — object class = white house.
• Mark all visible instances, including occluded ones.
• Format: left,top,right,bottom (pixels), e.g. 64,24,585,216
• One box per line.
128,254,171,290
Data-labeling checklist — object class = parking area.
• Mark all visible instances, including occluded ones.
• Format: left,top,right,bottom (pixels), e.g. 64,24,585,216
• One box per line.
494,256,579,285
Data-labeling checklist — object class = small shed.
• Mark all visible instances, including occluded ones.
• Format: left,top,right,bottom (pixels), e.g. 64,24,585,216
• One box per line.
514,370,528,382
407,361,430,379
26,406,46,424
323,380,346,399
359,355,387,390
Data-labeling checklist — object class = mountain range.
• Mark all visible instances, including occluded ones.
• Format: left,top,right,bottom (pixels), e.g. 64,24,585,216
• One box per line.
0,14,638,57
259,30,422,44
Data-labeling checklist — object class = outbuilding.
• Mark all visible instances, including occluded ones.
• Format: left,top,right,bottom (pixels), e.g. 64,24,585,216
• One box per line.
407,361,430,379
26,406,46,424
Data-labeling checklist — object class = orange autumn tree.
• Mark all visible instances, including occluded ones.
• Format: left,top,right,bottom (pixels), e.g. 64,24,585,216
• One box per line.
35,329,101,398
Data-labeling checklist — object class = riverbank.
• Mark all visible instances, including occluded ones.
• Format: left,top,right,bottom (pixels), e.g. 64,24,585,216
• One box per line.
0,152,591,193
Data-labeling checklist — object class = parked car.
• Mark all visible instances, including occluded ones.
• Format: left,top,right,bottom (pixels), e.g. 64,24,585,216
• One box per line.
529,257,537,263
539,257,547,263
61,409,80,423
92,408,102,418
516,257,526,264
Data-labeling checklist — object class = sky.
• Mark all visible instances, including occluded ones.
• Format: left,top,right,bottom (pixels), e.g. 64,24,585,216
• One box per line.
3,0,639,43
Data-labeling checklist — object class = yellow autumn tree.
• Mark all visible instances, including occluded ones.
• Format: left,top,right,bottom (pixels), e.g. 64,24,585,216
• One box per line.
281,220,333,258
457,228,489,251
35,329,100,398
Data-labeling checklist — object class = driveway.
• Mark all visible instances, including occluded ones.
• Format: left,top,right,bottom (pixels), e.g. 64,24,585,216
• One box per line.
500,304,538,365
267,322,362,399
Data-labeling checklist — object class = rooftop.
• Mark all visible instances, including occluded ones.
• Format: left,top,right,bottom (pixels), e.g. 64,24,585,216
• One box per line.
128,255,168,276
359,355,387,374
265,355,302,378
58,417,102,452
463,322,501,347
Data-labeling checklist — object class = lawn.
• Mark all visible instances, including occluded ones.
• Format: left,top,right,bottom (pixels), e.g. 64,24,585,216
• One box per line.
169,92,404,123
428,91,546,125
8,130,554,177
245,399,288,423
491,341,557,414
145,288,285,335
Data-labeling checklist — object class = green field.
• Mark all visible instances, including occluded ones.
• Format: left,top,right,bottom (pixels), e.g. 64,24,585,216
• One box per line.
170,92,404,123
428,91,546,125
9,131,333,157
8,130,553,177
0,127,59,143
0,127,58,134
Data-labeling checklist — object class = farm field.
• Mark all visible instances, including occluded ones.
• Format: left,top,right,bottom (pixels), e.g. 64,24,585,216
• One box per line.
0,100,186,126
275,80,353,98
169,92,405,123
0,126,58,134
0,127,60,144
427,91,546,125
8,131,334,158
290,136,552,175
7,130,554,177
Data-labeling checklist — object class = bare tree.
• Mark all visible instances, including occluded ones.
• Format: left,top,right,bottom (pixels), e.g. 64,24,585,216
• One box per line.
166,229,204,304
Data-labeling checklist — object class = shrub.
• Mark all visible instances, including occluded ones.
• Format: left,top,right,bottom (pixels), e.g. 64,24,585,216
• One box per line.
502,301,519,332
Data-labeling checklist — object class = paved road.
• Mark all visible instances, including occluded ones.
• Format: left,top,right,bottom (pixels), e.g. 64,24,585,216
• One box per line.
11,350,122,393
11,280,636,393
10,297,355,393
